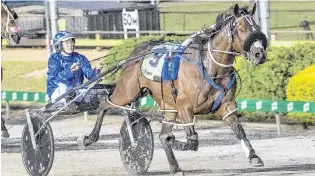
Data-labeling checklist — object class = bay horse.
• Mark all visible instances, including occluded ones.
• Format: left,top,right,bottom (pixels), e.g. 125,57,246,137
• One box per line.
1,2,21,138
80,3,267,175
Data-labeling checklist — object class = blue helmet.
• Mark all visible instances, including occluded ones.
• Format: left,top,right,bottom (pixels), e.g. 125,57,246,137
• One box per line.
53,31,76,51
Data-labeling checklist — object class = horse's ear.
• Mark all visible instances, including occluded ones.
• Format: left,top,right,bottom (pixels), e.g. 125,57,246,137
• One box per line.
233,3,239,15
251,3,257,16
13,11,18,19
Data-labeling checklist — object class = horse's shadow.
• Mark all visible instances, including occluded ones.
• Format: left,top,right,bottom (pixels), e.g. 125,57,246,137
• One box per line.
144,164,315,175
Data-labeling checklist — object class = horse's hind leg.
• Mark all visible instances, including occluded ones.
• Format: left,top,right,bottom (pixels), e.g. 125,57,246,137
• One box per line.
79,66,141,147
159,112,183,175
78,102,108,147
1,116,9,138
225,113,264,166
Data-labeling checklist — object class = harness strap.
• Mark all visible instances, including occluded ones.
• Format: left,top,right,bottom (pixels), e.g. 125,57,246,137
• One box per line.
197,52,236,112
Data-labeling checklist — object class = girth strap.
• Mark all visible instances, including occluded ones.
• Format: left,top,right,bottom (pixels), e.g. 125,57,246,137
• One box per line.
197,53,236,112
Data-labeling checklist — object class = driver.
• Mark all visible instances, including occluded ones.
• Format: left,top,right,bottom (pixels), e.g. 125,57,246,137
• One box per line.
46,31,103,108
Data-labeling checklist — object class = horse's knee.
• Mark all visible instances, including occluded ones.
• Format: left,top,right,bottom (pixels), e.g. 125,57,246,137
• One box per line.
216,101,238,121
225,115,246,140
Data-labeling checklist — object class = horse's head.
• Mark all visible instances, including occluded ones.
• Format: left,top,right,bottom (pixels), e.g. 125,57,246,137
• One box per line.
213,3,267,65
1,3,21,45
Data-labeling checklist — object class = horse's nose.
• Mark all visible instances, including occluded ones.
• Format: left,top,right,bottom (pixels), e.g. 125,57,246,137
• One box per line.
254,50,263,59
256,51,266,64
252,47,264,59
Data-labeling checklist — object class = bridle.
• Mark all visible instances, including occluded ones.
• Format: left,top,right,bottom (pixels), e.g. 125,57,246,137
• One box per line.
1,3,19,39
207,14,262,68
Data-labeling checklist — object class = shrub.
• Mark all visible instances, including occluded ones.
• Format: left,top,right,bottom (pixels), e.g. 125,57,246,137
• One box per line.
286,65,315,101
286,65,315,125
237,43,315,100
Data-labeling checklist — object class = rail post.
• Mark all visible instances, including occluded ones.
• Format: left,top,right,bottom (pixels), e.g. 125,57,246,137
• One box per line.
275,113,281,137
4,100,10,119
84,111,88,121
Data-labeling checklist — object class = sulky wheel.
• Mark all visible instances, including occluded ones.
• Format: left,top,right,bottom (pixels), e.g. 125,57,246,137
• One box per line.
119,113,154,175
21,113,55,176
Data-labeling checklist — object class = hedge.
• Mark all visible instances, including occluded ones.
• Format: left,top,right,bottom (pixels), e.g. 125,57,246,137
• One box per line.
237,43,315,100
286,65,315,101
286,65,315,125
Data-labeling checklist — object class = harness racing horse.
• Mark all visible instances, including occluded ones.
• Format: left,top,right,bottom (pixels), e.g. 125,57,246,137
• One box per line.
1,2,21,137
1,2,20,45
80,3,267,175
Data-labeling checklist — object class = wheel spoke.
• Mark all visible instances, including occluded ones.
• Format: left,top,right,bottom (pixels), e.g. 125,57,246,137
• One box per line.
38,150,49,166
34,150,38,172
38,138,50,148
24,147,34,154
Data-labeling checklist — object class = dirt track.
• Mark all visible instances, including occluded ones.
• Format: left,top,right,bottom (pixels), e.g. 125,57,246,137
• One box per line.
1,48,109,62
1,117,315,176
3,140,314,176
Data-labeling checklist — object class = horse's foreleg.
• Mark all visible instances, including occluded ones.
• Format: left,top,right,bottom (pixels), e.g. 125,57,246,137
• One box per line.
225,114,264,166
159,112,183,174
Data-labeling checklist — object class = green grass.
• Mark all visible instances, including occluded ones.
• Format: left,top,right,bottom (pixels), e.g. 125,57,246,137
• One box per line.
158,1,315,40
1,61,47,92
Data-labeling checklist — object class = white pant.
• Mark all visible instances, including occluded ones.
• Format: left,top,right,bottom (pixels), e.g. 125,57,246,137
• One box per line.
50,83,94,107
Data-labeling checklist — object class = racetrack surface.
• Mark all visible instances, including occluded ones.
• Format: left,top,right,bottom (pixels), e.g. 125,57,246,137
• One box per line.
1,115,315,176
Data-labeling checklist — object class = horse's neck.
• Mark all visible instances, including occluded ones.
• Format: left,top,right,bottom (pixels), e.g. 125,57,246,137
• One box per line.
202,31,235,76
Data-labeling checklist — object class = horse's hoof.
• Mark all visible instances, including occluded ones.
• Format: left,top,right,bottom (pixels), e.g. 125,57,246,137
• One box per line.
1,130,9,138
174,171,185,176
170,165,182,175
77,135,88,149
249,155,264,167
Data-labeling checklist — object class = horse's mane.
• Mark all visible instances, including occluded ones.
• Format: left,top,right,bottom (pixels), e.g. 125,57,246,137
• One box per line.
199,4,250,38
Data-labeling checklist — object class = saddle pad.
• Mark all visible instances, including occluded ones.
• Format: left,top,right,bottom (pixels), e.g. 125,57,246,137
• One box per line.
141,42,181,82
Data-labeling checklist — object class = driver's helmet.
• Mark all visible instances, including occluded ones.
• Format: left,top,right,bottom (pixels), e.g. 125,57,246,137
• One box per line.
53,31,76,52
